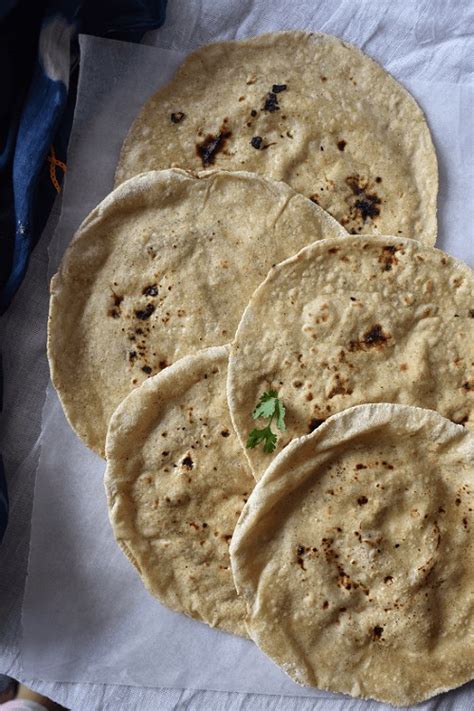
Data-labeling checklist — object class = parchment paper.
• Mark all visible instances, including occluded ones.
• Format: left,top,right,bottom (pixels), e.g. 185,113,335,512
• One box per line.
22,27,474,703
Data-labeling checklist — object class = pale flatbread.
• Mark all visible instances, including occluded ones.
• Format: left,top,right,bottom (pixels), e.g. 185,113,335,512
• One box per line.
228,235,474,480
105,346,253,637
116,31,438,243
230,403,474,705
48,168,346,456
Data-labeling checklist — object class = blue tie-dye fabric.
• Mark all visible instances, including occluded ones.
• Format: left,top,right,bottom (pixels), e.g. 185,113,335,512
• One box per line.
0,0,167,543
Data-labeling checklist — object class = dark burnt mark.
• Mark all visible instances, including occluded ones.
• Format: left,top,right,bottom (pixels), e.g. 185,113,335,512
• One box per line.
196,126,232,167
321,76,327,82
182,456,194,470
141,365,152,374
159,360,168,370
250,109,257,117
338,572,353,590
296,544,306,570
355,197,381,220
263,92,280,112
349,324,390,352
309,194,319,204
272,83,287,93
337,140,346,151
170,112,185,123
346,175,365,196
375,176,382,183
371,626,383,641
463,382,472,391
108,309,120,318
384,576,393,584
345,175,382,223
221,429,230,437
355,463,367,470
250,136,263,149
135,303,155,320
143,284,158,297
129,350,137,362
357,496,368,505
112,292,123,307
469,309,474,318
455,498,461,506
327,384,351,398
202,522,208,528
463,517,468,530
365,325,387,345
327,375,353,399
379,245,399,272
309,418,325,433
322,600,329,609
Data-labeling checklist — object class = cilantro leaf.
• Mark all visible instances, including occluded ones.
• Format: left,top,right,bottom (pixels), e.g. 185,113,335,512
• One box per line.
274,399,287,431
246,390,286,453
262,427,277,453
246,426,277,453
252,390,279,420
246,427,268,449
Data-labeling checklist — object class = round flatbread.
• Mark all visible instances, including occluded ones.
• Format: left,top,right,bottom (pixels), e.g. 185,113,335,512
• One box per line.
48,168,346,456
230,403,474,704
116,31,438,243
228,235,474,480
105,346,253,637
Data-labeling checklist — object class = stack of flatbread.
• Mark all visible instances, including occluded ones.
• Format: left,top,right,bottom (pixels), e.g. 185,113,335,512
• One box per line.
47,32,474,706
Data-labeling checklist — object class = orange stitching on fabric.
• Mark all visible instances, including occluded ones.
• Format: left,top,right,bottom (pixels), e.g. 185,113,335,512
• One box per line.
48,145,67,193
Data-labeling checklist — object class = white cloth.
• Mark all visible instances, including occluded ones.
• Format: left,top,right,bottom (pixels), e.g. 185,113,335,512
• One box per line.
1,1,473,710
1,701,48,711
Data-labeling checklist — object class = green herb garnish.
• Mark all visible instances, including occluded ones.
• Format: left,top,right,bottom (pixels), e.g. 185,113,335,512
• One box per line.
246,390,286,453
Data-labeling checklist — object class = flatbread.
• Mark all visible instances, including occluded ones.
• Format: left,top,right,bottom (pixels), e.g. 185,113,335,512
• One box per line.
228,235,474,480
230,403,474,705
48,168,346,456
105,346,253,637
116,31,438,243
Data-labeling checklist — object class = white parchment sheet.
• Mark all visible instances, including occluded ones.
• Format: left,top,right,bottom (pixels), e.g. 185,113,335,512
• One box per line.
21,28,473,703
